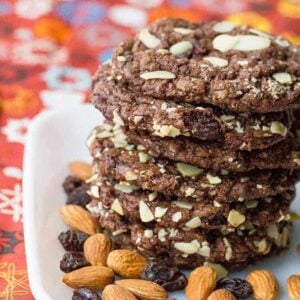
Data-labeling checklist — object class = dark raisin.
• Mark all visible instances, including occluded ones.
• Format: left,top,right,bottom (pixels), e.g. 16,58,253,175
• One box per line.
67,184,91,208
63,176,85,195
60,252,90,273
58,230,88,251
72,288,101,300
141,261,187,292
217,277,253,299
208,214,227,226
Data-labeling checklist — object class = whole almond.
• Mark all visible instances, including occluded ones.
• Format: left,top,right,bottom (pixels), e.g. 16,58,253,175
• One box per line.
69,161,92,180
102,284,137,300
62,266,114,290
185,266,217,300
286,274,300,300
207,289,236,300
246,270,279,300
84,233,111,266
116,279,168,300
107,249,147,278
60,205,99,235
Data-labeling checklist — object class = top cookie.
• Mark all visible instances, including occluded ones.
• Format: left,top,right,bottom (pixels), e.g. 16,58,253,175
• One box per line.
111,18,300,113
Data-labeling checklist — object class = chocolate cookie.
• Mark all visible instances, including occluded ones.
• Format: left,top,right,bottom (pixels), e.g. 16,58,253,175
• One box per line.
89,130,300,203
87,176,294,230
125,129,300,172
92,64,293,149
109,18,300,113
90,207,291,270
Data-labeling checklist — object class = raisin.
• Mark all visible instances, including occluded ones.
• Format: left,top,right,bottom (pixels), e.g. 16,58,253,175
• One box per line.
67,184,91,208
72,288,101,300
58,230,88,252
63,176,85,195
141,261,187,292
60,252,89,273
217,277,253,299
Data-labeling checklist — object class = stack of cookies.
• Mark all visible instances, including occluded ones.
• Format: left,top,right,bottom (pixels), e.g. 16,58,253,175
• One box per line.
87,18,300,272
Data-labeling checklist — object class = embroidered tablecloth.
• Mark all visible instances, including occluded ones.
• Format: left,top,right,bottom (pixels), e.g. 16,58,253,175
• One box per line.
0,0,299,299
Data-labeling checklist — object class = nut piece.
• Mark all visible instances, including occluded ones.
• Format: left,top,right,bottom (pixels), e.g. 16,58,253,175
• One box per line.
272,72,292,85
204,56,228,67
270,121,288,136
60,205,99,235
207,289,237,300
185,266,217,300
84,233,111,266
62,266,114,290
174,27,194,35
107,250,147,278
227,209,246,227
140,71,176,80
170,41,193,55
102,284,137,300
213,21,235,33
286,275,300,300
177,163,203,177
116,279,168,300
69,161,92,180
139,200,155,222
138,29,161,48
246,270,279,300
203,262,228,279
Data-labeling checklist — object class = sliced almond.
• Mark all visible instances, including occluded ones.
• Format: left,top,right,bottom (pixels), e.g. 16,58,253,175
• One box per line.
174,27,194,35
272,72,292,85
170,41,193,55
107,250,147,279
213,21,235,33
177,162,203,177
60,205,99,235
270,121,287,136
139,200,155,222
206,173,222,185
203,262,228,279
138,29,160,48
62,266,114,290
174,242,199,254
185,217,202,228
204,56,228,67
186,266,217,300
227,209,246,227
84,233,111,266
69,161,92,180
116,279,168,300
140,71,176,80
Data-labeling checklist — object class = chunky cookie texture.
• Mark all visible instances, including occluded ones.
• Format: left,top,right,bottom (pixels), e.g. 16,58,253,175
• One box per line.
92,64,294,149
90,136,299,203
96,213,291,270
88,17,300,275
109,18,300,113
87,176,293,230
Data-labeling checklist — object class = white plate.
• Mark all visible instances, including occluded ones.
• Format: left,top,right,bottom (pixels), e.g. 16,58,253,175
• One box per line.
23,104,299,300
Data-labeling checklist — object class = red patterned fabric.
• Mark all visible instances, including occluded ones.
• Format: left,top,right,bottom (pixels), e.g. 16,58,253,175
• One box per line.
0,0,299,298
